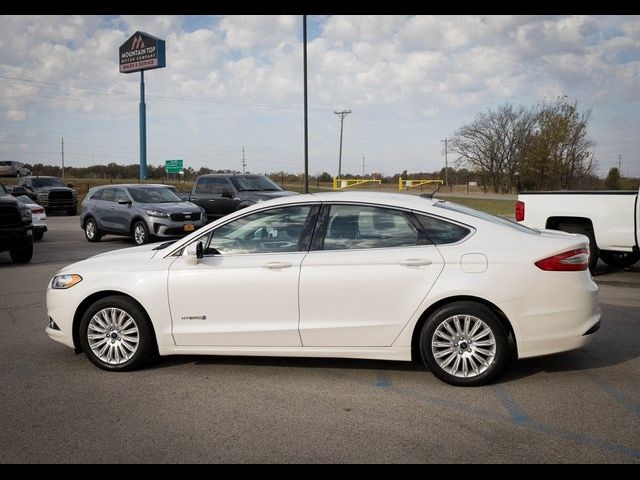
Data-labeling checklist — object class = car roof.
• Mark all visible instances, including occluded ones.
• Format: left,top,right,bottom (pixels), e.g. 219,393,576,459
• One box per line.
197,174,263,178
92,183,173,189
254,191,439,210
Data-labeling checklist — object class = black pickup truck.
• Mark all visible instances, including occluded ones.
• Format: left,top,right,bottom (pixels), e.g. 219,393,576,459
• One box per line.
18,176,78,215
189,174,298,221
0,183,34,263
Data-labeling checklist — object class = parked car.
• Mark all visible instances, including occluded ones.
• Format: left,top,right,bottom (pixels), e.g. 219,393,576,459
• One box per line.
47,191,600,386
14,195,47,241
517,187,640,271
81,184,206,246
188,174,298,222
19,176,78,215
0,183,34,263
0,161,31,178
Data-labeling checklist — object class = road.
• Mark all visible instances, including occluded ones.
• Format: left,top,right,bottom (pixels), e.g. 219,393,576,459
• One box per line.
0,215,638,463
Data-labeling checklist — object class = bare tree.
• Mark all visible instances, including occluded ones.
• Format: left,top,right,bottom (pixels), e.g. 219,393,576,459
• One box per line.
451,104,536,193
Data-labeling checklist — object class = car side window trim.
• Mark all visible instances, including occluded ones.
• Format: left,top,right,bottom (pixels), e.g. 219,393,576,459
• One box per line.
412,210,476,246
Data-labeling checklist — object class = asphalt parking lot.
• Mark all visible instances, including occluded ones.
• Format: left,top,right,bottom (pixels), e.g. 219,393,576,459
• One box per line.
1,215,639,463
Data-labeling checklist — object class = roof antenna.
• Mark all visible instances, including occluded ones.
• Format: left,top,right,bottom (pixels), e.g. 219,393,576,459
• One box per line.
420,182,442,199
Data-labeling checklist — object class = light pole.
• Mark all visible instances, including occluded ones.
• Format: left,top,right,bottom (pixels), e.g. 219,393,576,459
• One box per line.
303,15,309,194
334,110,351,179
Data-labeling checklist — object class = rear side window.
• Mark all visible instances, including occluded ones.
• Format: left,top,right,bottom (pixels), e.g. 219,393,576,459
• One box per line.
195,177,231,194
416,214,471,245
434,200,539,235
89,190,103,200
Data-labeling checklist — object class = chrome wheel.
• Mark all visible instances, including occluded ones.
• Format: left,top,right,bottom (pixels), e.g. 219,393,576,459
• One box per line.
134,224,146,245
431,315,496,378
87,308,139,365
86,221,96,240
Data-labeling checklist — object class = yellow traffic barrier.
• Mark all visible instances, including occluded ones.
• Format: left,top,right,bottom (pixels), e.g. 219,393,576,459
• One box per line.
332,178,382,190
398,178,443,191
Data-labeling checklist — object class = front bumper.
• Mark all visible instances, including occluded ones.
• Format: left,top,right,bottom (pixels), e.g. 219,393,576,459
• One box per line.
149,218,206,238
38,198,77,210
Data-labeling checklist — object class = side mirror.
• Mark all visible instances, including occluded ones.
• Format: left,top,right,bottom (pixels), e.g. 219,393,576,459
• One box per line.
118,199,132,206
220,188,233,199
185,241,204,265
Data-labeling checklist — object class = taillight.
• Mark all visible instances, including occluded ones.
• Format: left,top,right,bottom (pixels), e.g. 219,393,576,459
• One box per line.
535,248,590,271
515,201,525,222
32,207,45,214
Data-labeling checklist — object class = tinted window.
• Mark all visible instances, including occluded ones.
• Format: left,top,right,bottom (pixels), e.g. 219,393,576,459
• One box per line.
101,188,116,202
323,205,419,250
434,201,539,235
0,184,6,194
115,189,130,203
416,214,471,245
195,177,232,194
203,206,313,255
0,162,11,166
128,187,181,203
229,176,281,192
88,189,103,200
32,178,64,188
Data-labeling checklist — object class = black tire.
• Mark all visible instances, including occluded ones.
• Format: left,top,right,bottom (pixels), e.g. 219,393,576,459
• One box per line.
132,220,151,246
419,301,509,387
599,250,640,270
34,230,44,242
84,217,102,242
79,295,155,372
9,240,33,264
555,223,599,272
67,206,77,216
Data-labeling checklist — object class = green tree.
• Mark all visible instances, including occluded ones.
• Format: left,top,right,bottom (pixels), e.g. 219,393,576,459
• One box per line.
605,167,622,190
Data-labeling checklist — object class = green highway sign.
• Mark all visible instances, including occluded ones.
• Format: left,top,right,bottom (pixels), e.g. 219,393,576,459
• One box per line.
165,159,183,174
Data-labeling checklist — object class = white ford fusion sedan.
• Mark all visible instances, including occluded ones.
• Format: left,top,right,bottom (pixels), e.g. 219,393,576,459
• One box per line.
46,192,600,386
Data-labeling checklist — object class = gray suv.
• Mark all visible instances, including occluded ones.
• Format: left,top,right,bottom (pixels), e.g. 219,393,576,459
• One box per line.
81,184,206,245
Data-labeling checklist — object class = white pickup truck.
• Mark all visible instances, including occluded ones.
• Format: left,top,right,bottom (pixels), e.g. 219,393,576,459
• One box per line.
516,188,640,271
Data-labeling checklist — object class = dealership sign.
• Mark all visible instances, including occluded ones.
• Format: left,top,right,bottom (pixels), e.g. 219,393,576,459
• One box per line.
119,31,166,74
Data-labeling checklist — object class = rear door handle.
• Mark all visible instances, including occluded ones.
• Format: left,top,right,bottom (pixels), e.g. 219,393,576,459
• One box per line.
399,258,433,267
262,261,293,269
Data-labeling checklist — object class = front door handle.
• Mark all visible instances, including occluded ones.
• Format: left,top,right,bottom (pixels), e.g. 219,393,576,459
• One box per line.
398,258,433,267
262,261,293,270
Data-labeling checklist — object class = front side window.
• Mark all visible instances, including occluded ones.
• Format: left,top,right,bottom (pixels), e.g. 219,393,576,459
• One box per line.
195,177,232,194
322,205,419,250
202,205,314,255
100,188,116,202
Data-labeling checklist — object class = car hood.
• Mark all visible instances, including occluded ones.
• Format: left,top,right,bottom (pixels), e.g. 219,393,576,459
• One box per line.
240,190,299,201
59,243,162,273
139,202,201,213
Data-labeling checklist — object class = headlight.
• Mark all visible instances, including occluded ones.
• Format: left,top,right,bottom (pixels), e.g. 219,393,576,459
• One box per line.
51,274,82,289
146,209,169,218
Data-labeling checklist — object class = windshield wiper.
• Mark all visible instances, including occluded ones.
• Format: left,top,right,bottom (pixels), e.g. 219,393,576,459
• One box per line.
153,241,177,250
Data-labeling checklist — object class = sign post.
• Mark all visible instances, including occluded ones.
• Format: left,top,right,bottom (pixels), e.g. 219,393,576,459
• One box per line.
119,31,166,182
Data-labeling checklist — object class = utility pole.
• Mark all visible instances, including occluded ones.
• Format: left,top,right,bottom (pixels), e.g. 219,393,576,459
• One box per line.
362,154,365,177
334,109,352,179
618,154,622,172
61,137,65,180
242,146,247,173
303,15,309,194
441,138,449,191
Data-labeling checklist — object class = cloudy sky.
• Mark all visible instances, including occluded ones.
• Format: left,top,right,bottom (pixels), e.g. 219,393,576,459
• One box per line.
0,15,639,177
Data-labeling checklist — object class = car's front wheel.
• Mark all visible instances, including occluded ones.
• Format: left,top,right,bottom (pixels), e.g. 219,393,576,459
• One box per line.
420,301,509,387
9,241,33,264
132,221,150,246
84,218,102,242
79,295,155,371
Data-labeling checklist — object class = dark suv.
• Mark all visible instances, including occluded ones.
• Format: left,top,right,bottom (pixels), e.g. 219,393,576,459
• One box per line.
19,176,78,215
189,174,298,221
0,183,34,263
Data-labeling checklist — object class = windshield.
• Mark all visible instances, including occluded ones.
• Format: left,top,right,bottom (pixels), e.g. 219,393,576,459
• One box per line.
128,187,183,203
230,176,282,192
0,184,6,195
434,200,540,235
16,195,34,204
32,177,64,188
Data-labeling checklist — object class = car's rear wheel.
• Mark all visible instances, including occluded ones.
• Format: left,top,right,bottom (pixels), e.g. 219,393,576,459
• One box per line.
599,250,640,270
420,301,509,387
84,218,102,242
79,295,154,372
133,221,150,246
9,241,33,264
